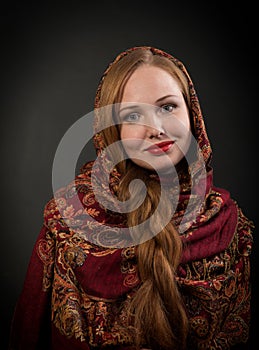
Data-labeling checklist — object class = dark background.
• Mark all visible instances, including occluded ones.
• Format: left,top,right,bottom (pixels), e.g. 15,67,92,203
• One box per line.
1,1,257,349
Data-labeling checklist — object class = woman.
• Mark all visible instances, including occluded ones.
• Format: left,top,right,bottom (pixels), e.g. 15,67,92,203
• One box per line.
9,46,254,349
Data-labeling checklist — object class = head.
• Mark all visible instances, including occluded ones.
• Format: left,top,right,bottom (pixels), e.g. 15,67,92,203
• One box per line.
94,47,208,176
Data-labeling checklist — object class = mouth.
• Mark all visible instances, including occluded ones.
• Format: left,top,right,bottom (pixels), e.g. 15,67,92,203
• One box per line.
146,141,174,155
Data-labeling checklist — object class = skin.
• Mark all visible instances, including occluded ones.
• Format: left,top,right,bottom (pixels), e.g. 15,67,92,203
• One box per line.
118,65,191,173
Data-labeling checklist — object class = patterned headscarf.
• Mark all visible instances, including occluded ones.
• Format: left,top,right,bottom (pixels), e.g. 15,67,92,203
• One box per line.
10,47,254,350
87,46,247,260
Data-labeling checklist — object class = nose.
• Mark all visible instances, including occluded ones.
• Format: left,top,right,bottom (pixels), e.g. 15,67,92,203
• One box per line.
147,126,165,139
145,115,165,139
142,106,166,138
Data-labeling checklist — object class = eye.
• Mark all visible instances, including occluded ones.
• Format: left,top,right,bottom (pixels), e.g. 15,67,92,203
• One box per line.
159,103,176,114
123,112,140,122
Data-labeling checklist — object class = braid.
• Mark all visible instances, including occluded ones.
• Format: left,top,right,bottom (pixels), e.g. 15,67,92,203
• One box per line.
118,163,188,349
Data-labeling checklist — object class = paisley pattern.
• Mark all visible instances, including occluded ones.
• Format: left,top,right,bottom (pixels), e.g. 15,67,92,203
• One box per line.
26,170,252,349
37,185,137,347
9,47,254,350
179,208,252,349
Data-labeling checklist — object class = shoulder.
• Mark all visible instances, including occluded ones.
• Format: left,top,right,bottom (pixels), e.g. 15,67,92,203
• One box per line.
43,161,96,232
213,186,254,255
235,205,254,256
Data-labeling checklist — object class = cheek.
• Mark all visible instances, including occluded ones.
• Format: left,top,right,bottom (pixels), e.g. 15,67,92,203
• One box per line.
120,125,146,155
121,139,143,154
164,113,190,137
120,124,145,142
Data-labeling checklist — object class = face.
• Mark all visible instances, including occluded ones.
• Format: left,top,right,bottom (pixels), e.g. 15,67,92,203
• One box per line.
118,65,191,172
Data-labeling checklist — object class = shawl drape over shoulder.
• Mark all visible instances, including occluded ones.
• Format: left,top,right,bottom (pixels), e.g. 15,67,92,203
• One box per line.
9,47,254,350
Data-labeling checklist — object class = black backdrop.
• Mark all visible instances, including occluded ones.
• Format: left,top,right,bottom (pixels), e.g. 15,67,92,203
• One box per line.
1,1,257,349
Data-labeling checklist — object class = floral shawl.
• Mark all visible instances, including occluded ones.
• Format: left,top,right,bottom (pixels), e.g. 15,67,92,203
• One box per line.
9,47,254,350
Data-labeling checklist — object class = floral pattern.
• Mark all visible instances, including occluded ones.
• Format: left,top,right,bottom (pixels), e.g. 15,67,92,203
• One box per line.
30,172,253,349
9,47,254,350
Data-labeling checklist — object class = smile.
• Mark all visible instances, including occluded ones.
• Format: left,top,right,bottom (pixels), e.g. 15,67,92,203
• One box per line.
146,141,174,155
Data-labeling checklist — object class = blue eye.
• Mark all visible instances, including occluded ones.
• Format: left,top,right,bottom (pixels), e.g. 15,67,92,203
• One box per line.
124,112,140,122
160,104,175,114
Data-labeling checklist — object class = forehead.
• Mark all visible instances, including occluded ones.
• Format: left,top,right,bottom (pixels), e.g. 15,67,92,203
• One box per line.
122,65,181,103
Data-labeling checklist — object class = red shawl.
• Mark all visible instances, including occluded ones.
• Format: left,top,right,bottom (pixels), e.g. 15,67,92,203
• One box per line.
9,47,254,350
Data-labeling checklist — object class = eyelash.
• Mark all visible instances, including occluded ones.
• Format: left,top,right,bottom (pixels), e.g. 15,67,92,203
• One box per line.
123,112,140,122
160,103,176,113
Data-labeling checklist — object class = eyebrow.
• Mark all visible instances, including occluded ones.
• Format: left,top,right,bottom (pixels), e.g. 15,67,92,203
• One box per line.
119,95,179,114
119,105,139,114
156,94,179,102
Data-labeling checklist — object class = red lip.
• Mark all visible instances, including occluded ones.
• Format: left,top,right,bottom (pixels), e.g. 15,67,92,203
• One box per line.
146,141,174,154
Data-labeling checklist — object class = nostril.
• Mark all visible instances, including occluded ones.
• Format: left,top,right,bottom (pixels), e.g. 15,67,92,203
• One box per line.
149,131,164,139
